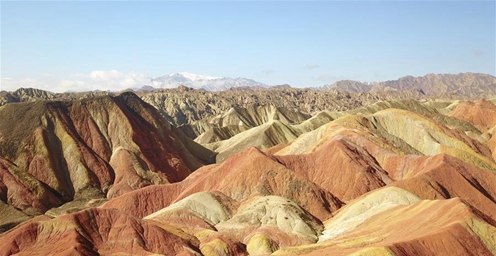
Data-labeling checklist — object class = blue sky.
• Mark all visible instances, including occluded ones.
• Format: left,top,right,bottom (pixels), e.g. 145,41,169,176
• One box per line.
1,1,495,92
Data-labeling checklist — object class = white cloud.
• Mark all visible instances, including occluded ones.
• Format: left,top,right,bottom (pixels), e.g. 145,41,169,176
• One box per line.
1,70,151,93
90,70,122,80
57,80,88,92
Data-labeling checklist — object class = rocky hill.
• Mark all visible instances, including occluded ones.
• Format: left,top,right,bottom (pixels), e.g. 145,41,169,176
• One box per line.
0,88,55,105
0,92,214,231
1,87,425,127
139,87,428,127
0,88,111,106
1,80,496,255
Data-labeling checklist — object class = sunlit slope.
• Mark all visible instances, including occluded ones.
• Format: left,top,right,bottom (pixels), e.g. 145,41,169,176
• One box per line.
276,106,495,171
275,197,496,255
0,208,200,255
449,99,496,161
0,92,213,221
205,120,300,162
2,98,496,255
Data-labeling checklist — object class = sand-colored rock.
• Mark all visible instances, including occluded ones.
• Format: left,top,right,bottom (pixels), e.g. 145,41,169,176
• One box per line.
206,120,301,162
198,233,247,256
139,87,420,127
191,105,310,141
319,187,420,241
292,110,340,133
277,105,492,170
216,195,323,246
144,191,236,231
372,108,495,170
197,106,342,163
246,233,279,255
275,198,496,255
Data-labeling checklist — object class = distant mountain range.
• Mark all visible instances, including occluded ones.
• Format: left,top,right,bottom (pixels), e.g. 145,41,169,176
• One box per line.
323,72,496,96
145,72,268,91
114,72,496,95
2,73,496,101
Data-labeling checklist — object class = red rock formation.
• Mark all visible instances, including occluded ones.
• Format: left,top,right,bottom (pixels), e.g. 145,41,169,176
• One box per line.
102,184,184,219
0,208,200,255
0,160,62,214
0,92,212,217
276,136,392,202
392,154,496,222
450,99,496,161
450,99,496,133
291,198,495,256
105,147,343,221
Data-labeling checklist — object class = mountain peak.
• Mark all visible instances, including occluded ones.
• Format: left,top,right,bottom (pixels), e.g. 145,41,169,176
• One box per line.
151,72,267,91
169,72,222,81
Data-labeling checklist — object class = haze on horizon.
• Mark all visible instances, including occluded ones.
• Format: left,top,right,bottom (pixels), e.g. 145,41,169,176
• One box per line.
1,1,495,93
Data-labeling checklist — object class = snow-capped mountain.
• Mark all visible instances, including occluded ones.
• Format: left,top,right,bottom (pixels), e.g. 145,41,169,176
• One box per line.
149,72,268,91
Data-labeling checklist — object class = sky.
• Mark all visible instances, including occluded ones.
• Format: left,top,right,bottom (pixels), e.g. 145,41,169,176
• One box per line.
1,1,495,92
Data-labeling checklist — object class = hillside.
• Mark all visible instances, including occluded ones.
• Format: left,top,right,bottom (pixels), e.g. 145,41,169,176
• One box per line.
1,84,496,255
0,92,214,231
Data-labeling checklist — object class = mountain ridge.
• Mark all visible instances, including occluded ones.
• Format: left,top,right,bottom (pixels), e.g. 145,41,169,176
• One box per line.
3,72,495,97
324,72,496,96
148,72,268,91
1,73,496,255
